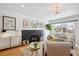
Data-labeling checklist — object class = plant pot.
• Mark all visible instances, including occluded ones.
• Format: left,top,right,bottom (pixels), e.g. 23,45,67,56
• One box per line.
34,42,38,48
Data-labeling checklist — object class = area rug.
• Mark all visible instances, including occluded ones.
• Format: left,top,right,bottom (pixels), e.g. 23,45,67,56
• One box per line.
20,46,77,56
20,45,42,56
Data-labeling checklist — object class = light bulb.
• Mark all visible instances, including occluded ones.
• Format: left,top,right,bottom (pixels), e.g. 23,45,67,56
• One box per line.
21,4,24,8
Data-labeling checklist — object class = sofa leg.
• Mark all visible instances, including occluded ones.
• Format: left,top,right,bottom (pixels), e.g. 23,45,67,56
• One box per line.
45,53,47,56
70,53,73,56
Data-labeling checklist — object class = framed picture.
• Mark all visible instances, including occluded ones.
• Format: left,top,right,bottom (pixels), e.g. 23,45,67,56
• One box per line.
39,22,45,28
3,16,16,30
23,19,30,28
31,20,38,28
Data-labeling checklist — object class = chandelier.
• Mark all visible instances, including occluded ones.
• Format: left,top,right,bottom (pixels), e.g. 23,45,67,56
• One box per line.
49,4,63,16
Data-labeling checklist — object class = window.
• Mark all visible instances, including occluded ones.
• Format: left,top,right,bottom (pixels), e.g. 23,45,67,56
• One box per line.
53,22,75,33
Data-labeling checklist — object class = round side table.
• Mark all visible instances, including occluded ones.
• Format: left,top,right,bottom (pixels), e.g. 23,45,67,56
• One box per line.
30,42,40,56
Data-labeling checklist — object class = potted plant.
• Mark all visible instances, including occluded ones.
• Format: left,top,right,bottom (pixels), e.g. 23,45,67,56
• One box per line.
45,23,53,40
46,23,53,31
34,42,38,49
34,38,38,49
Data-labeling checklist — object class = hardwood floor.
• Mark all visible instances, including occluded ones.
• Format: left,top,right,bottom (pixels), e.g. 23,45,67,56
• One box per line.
0,45,79,56
0,46,26,56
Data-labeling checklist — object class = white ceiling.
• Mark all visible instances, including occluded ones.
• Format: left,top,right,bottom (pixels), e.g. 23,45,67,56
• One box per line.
0,3,79,20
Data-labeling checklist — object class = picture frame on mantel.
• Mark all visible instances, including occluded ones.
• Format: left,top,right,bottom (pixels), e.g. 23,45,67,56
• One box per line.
3,16,16,30
23,19,30,28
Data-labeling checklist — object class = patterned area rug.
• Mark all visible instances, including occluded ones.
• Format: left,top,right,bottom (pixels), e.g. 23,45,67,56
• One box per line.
20,45,43,56
20,46,77,56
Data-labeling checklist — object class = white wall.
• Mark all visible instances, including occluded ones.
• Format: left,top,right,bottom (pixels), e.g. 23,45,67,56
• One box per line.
0,10,48,28
0,9,49,40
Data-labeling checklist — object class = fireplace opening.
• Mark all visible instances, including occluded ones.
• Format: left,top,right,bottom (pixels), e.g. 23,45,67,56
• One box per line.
29,35,40,43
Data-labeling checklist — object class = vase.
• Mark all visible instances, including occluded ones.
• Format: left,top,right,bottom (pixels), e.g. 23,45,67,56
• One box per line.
34,42,38,48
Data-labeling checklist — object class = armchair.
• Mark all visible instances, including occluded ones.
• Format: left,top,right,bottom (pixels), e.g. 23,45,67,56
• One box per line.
46,42,72,56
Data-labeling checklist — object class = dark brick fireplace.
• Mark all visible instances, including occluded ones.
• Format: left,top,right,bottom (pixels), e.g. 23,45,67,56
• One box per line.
22,30,44,44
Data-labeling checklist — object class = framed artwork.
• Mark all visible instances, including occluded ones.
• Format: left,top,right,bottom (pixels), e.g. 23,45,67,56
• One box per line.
31,20,38,28
23,19,30,28
3,16,16,30
39,22,45,28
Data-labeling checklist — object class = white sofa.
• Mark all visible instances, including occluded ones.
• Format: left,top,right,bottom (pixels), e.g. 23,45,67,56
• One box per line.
49,32,76,48
0,37,10,50
11,36,21,47
0,35,21,50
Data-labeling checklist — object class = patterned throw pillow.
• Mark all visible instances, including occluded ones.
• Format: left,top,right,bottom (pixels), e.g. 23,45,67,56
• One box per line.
47,35,54,40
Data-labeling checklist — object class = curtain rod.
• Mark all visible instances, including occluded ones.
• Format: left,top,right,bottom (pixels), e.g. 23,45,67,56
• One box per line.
50,19,78,24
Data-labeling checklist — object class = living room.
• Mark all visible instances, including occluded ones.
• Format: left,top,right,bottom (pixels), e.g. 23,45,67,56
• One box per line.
0,2,79,57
